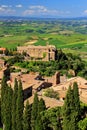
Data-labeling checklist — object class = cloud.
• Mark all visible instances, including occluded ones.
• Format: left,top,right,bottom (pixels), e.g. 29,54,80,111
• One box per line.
0,7,5,12
1,5,9,8
23,5,70,16
0,5,15,14
23,5,53,15
29,5,46,10
16,4,23,8
83,10,87,15
26,5,48,14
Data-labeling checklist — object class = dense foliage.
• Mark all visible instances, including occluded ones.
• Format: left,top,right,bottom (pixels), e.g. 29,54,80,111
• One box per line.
6,49,87,78
44,88,59,99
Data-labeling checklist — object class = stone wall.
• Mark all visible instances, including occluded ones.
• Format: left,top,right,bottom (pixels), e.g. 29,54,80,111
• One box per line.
17,45,56,61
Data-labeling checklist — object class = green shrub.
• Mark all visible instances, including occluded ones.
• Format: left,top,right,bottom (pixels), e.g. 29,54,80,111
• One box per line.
44,88,59,99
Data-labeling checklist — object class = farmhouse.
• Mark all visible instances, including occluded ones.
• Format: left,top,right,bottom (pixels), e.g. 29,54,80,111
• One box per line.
17,45,57,61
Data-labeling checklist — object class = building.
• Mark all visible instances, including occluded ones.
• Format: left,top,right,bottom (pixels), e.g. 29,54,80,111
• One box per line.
1,70,60,100
0,47,6,54
52,76,87,103
17,45,57,61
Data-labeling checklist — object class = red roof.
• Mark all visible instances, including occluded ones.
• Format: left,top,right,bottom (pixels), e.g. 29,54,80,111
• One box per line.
0,48,6,51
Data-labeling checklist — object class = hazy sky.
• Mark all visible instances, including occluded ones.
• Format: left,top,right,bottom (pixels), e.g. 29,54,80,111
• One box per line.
0,0,87,18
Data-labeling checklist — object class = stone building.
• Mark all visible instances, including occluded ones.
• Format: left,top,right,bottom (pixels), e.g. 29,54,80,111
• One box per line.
17,45,57,61
0,47,6,54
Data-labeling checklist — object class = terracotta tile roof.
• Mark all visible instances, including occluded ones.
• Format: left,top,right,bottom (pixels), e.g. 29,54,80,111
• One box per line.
0,48,6,51
9,72,46,90
52,76,87,104
25,95,64,108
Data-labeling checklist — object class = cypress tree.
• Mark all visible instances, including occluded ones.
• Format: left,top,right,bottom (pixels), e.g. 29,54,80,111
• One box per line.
31,93,39,130
12,78,18,130
4,86,13,130
1,76,8,125
57,107,62,130
63,84,80,130
63,86,75,130
72,82,81,130
0,98,1,126
35,98,46,130
23,100,31,130
69,88,77,130
73,82,81,119
38,98,46,112
16,80,24,130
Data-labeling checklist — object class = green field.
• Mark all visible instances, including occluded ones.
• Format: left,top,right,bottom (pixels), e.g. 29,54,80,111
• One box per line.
0,19,87,61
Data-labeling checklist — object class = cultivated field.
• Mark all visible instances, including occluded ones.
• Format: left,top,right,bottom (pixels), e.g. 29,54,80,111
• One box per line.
0,19,87,61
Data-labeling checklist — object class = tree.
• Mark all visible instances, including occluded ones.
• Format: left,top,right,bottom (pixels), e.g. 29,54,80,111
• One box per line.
41,107,62,130
1,76,7,124
16,80,24,130
49,108,62,130
73,82,81,121
31,93,39,130
0,98,1,126
3,67,10,81
12,78,18,130
44,88,59,99
41,111,51,130
63,86,76,130
4,86,13,130
78,118,87,130
38,98,46,113
23,100,31,130
35,98,46,130
63,83,81,130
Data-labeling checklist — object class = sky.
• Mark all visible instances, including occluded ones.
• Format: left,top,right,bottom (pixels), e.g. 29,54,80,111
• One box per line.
0,0,87,18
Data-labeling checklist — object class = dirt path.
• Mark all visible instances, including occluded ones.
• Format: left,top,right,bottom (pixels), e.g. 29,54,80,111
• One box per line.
24,40,37,45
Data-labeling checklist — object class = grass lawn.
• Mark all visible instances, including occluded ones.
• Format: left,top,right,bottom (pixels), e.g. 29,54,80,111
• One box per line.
0,35,32,49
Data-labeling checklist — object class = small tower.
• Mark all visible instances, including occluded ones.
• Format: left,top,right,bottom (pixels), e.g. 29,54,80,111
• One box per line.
53,72,60,86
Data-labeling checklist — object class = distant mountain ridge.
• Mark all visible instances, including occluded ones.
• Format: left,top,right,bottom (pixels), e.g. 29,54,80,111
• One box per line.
0,16,87,21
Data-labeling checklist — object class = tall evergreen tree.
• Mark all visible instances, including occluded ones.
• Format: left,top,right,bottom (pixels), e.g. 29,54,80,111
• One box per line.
73,82,81,119
0,98,1,126
57,107,62,130
38,98,46,112
63,83,81,130
63,86,76,130
72,82,81,130
12,78,18,130
31,93,39,130
69,89,78,130
16,80,24,130
23,100,31,130
1,76,8,125
35,98,46,130
4,86,13,130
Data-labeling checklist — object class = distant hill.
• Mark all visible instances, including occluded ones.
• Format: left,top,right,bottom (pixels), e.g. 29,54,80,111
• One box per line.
0,16,87,21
